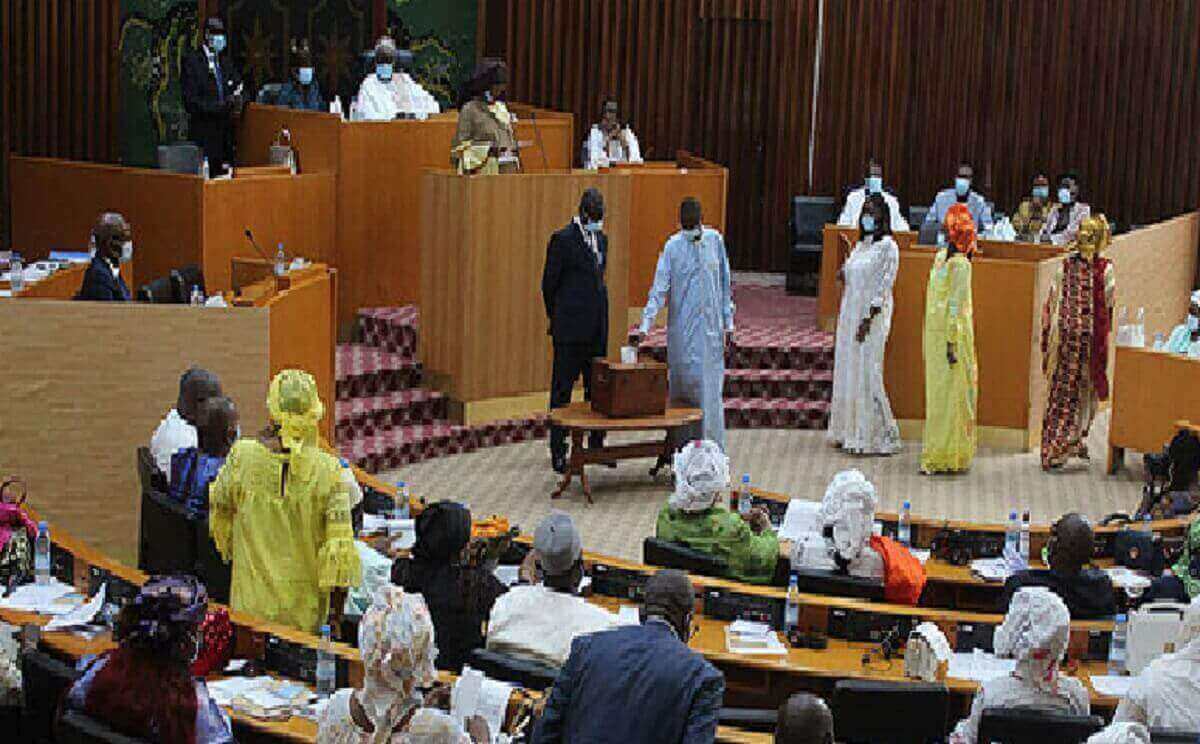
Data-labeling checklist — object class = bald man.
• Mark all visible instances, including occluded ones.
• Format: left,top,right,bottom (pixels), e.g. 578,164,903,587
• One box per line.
1001,513,1117,620
150,367,224,475
775,693,834,744
75,212,132,302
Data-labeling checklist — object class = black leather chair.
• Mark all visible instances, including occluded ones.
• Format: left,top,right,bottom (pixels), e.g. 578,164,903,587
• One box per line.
786,195,837,295
57,709,150,744
169,264,205,304
833,679,949,743
135,447,167,499
194,527,232,604
718,707,777,733
909,205,930,234
792,568,885,600
1150,728,1200,743
136,275,176,304
468,648,559,690
977,707,1105,744
21,650,82,744
643,537,728,577
156,143,202,175
137,488,197,575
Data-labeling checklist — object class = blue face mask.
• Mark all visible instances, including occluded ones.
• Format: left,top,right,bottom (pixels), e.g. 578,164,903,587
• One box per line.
1189,315,1199,332
1058,187,1073,205
866,175,883,194
209,34,226,54
376,63,393,82
954,177,970,196
860,214,877,233
584,220,603,233
937,232,947,247
1032,186,1049,200
298,67,314,85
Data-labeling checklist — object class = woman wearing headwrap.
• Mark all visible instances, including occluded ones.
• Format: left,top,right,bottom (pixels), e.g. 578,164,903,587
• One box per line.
451,59,518,174
1040,214,1115,470
655,440,781,584
950,587,1089,744
920,202,979,474
316,586,488,744
1156,290,1200,358
1113,596,1200,731
64,575,232,743
391,501,507,672
209,369,361,633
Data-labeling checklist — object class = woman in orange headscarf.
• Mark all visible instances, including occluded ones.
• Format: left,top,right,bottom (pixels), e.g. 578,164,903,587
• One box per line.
921,203,978,473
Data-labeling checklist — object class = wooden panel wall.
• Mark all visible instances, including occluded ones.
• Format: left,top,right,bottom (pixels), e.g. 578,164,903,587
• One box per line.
487,0,1200,272
1,0,122,247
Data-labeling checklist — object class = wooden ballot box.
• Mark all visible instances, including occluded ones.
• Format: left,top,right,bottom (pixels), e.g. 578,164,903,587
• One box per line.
591,359,668,417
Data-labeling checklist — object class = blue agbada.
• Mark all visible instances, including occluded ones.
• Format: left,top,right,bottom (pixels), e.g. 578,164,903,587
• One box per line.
276,80,326,112
640,227,734,450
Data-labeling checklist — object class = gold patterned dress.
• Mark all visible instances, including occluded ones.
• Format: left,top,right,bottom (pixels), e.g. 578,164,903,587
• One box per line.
920,249,978,473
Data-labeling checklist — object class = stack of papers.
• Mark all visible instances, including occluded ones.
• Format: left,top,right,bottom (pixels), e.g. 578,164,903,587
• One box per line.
947,650,1016,682
969,558,1011,583
45,585,106,630
725,620,788,656
1090,674,1136,698
0,580,82,616
452,667,513,742
1105,567,1152,594
777,500,822,543
207,676,314,719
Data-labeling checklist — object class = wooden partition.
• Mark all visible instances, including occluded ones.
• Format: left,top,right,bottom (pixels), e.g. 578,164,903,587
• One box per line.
1108,347,1200,471
1107,212,1200,341
420,170,631,410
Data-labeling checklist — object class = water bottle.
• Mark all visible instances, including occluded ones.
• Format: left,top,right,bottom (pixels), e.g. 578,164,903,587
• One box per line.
898,501,912,547
1005,511,1020,555
1019,511,1031,562
9,255,24,293
1143,513,1154,534
34,522,51,585
390,482,409,538
1134,307,1146,348
738,474,753,517
201,157,210,180
1108,613,1128,674
274,243,287,276
785,573,800,631
287,149,297,176
316,624,337,698
190,285,204,306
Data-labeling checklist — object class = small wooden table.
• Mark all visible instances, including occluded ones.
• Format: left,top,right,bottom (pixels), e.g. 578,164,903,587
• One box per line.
549,401,703,503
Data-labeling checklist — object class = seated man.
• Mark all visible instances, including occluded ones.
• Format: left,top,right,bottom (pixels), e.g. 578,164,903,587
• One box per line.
168,396,237,519
1001,513,1116,620
486,512,620,667
75,212,133,302
353,36,439,121
792,469,885,581
533,569,725,744
1155,290,1200,358
775,693,835,744
275,39,325,111
1112,596,1200,731
837,158,909,232
655,440,781,585
150,367,223,476
1038,172,1091,245
922,161,994,239
584,99,642,169
1011,173,1053,242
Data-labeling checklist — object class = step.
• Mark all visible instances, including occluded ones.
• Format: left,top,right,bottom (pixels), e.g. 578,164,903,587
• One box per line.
335,344,423,399
723,368,832,400
635,339,833,372
724,396,830,430
357,306,419,356
340,416,550,473
334,389,450,440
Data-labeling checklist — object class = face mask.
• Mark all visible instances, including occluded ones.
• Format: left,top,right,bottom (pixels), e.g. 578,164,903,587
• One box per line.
954,177,970,196
866,176,883,194
936,232,947,248
120,241,134,263
860,214,876,233
88,234,96,259
1058,187,1073,205
584,220,603,234
209,34,226,54
298,67,313,85
683,227,702,242
1032,186,1049,200
1189,315,1199,332
483,90,494,103
376,63,393,82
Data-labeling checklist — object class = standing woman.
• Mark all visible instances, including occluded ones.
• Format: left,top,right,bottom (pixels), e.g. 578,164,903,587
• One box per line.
828,194,901,455
451,59,518,174
921,203,979,474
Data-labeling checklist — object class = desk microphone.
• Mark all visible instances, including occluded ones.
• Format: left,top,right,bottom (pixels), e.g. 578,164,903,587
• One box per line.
244,229,272,261
528,107,550,172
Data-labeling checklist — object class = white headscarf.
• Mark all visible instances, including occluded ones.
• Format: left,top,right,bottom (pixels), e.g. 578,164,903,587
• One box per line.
1086,722,1151,744
995,587,1071,693
398,709,472,744
1191,289,1200,305
820,470,878,563
668,440,729,513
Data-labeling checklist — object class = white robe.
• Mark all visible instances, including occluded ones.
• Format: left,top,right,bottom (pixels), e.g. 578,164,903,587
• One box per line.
828,235,901,454
585,125,642,169
1114,640,1200,732
352,73,440,122
149,408,197,475
837,187,910,232
950,673,1090,744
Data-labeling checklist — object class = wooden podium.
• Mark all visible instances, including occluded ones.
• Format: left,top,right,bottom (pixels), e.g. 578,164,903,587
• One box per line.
419,170,632,422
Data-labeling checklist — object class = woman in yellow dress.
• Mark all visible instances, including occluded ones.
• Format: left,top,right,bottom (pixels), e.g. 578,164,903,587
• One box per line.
209,369,361,633
920,202,978,473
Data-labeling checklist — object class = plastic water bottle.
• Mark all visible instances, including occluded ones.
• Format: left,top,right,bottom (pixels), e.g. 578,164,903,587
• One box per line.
190,285,204,306
274,243,287,276
201,157,210,180
1019,511,1031,562
316,624,336,698
1133,307,1146,348
34,522,51,585
1005,511,1020,555
738,474,753,517
898,501,912,547
389,482,410,539
1109,613,1128,674
9,255,24,293
785,573,800,631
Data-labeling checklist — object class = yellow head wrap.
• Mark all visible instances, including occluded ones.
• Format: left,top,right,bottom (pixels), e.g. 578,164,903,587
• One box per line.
267,369,324,452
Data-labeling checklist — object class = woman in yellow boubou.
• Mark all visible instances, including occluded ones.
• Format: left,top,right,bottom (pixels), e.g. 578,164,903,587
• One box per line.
209,369,361,633
921,202,979,474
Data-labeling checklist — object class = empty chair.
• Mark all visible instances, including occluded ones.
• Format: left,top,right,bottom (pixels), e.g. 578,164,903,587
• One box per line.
833,679,949,744
792,567,885,600
136,275,176,304
977,707,1104,744
21,650,82,744
910,205,930,232
468,647,559,689
169,264,206,304
57,709,150,744
135,447,167,499
643,536,729,577
787,195,837,295
137,488,197,575
155,143,202,175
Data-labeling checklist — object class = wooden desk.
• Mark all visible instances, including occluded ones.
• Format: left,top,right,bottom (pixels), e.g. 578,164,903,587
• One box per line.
549,402,703,503
2,263,96,300
1108,346,1200,472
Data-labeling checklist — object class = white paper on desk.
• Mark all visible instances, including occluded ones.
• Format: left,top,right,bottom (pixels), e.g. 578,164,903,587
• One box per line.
362,514,415,536
910,549,931,565
207,676,266,707
618,606,641,625
0,580,78,615
729,620,773,636
45,584,105,630
1090,674,1137,698
947,650,1016,682
1105,567,1152,592
453,667,511,743
725,626,788,655
493,565,521,587
778,500,823,543
970,558,1011,583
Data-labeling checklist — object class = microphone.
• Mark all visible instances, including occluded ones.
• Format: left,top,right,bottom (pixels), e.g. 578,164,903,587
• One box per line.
528,107,550,172
244,229,272,262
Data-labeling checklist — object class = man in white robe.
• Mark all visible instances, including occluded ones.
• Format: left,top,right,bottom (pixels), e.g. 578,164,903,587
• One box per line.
584,100,642,169
837,159,909,232
353,37,441,121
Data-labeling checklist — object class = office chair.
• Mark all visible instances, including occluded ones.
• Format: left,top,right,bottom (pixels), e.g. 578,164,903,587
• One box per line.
256,83,284,105
786,195,837,296
718,708,778,733
833,679,949,744
137,488,197,575
792,567,885,601
169,264,206,304
156,143,202,175
135,447,167,499
57,709,150,744
977,707,1105,744
468,648,559,690
643,537,729,577
21,650,82,744
136,275,176,304
909,205,930,233
1149,728,1200,743
195,526,232,604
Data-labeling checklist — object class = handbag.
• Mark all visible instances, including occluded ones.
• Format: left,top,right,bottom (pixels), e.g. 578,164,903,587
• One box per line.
0,478,37,589
1113,529,1165,574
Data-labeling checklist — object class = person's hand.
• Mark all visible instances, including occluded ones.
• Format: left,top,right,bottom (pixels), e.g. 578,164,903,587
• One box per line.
946,343,957,366
518,549,540,584
423,681,452,710
855,317,872,343
466,715,491,743
743,506,771,534
778,539,794,559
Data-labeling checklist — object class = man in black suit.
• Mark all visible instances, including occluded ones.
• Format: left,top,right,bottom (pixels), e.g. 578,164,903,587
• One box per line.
542,188,610,474
181,16,242,176
75,212,132,302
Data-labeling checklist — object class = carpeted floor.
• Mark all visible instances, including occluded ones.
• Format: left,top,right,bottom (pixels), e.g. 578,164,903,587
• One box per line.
381,408,1147,563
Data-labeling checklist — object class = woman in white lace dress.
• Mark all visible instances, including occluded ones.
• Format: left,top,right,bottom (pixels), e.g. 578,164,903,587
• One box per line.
317,586,488,744
828,193,902,455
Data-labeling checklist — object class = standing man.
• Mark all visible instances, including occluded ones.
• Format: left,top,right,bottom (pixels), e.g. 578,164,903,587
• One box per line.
837,158,909,232
75,212,133,302
542,189,610,474
635,197,734,450
922,161,994,239
181,16,242,176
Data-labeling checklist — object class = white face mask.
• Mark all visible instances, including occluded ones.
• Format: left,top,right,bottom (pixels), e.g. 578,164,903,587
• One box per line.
682,226,702,242
1189,315,1199,332
88,234,97,258
120,241,134,263
584,220,603,234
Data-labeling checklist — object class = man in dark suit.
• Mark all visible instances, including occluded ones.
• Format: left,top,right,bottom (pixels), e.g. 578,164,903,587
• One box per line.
75,212,132,302
542,188,610,474
181,16,242,176
532,569,725,743
1001,513,1116,620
